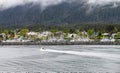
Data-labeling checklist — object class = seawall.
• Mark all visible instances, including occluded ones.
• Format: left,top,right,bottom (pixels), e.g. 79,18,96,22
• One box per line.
0,42,120,45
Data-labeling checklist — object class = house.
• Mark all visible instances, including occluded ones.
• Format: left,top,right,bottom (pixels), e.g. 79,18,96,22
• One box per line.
68,33,77,38
38,31,53,38
76,31,93,42
100,33,115,42
27,32,38,36
80,31,89,39
47,37,57,42
102,33,110,38
38,31,54,42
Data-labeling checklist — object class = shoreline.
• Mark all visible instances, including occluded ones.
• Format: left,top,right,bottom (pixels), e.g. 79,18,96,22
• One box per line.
0,42,120,45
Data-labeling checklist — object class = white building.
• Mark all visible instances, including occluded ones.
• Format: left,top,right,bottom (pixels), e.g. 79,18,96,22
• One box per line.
27,32,38,36
100,33,115,42
38,31,53,38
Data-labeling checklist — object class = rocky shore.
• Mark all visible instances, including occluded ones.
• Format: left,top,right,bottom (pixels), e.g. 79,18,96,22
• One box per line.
0,42,120,45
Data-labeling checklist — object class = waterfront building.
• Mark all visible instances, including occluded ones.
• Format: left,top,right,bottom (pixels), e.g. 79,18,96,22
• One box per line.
100,33,115,42
27,32,38,36
38,31,53,38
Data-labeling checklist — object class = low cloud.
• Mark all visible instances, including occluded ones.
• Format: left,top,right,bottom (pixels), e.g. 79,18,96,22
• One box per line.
0,0,120,10
0,0,66,10
87,0,120,5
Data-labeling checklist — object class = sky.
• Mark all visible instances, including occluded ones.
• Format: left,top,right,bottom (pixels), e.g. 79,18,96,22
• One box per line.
0,0,120,10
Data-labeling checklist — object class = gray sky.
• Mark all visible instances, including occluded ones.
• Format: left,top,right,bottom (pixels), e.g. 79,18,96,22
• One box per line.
0,0,120,10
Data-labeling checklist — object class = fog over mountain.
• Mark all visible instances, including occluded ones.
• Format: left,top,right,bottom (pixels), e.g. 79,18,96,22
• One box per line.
0,0,120,10
0,0,120,27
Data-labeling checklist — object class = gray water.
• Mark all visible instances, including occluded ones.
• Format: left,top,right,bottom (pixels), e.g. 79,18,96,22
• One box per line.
0,45,120,72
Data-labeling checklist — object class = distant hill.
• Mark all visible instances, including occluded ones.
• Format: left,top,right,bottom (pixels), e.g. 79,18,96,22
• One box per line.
0,0,120,27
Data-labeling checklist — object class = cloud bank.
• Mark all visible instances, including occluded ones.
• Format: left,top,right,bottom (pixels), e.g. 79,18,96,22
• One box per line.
87,0,120,5
0,0,120,10
0,0,66,10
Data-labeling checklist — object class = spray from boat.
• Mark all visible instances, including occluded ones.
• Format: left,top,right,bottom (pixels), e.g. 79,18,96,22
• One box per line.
40,47,120,60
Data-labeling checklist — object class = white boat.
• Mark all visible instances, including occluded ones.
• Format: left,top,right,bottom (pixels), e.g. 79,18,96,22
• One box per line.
40,47,46,51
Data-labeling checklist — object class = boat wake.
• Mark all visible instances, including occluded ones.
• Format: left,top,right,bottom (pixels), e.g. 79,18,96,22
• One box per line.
40,49,120,60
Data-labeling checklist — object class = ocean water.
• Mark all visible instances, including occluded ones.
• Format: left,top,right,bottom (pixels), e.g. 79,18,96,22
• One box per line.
0,45,120,72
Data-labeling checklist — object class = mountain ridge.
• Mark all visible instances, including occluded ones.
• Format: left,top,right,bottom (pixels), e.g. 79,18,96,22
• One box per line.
0,0,120,27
